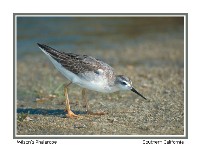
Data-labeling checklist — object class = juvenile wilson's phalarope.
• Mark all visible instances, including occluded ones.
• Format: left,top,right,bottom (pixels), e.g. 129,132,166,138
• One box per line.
37,43,146,118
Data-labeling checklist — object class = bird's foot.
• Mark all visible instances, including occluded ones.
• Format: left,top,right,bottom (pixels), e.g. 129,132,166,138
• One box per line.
66,110,79,118
87,111,107,115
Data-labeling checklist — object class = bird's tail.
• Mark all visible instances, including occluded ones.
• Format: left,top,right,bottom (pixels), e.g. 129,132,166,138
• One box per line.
37,43,61,59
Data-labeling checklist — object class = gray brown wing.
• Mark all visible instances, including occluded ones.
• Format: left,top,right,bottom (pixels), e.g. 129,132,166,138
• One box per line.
38,43,114,76
59,52,114,76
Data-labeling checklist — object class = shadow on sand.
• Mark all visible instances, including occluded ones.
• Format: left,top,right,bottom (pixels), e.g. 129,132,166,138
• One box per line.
17,108,87,117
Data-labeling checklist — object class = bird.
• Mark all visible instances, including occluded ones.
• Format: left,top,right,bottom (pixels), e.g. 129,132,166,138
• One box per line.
37,43,146,118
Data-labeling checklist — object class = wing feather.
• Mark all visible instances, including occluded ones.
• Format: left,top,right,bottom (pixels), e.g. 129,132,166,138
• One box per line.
38,43,114,78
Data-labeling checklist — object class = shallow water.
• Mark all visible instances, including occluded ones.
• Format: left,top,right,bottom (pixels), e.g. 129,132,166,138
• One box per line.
17,17,183,58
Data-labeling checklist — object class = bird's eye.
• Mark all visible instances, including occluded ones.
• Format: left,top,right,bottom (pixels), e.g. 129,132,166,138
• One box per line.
121,81,127,85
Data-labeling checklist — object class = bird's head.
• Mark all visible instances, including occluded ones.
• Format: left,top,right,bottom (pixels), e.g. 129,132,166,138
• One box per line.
115,75,146,100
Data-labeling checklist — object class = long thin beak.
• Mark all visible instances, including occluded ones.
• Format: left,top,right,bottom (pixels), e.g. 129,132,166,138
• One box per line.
131,87,147,100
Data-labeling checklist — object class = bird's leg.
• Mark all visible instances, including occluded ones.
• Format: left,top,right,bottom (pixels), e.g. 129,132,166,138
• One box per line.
64,82,79,118
82,88,89,113
82,89,107,115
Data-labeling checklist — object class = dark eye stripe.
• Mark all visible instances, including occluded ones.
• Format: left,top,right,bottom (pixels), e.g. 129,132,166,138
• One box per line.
121,81,127,85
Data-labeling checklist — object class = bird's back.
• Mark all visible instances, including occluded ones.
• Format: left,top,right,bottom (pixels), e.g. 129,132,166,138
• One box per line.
38,43,115,84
